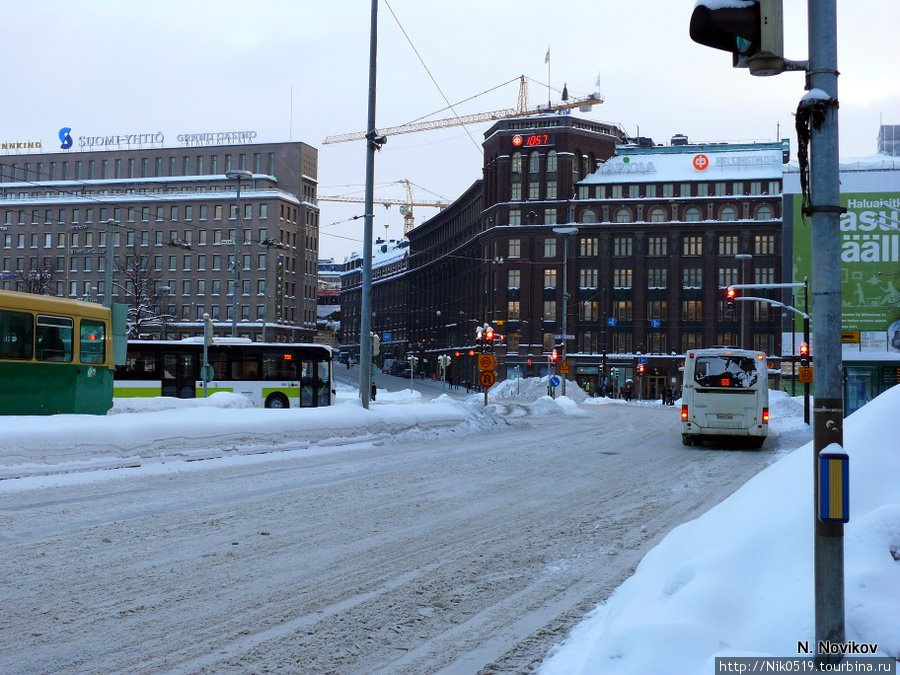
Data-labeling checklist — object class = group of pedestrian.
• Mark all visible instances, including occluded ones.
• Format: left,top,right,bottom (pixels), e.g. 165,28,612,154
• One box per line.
661,386,678,405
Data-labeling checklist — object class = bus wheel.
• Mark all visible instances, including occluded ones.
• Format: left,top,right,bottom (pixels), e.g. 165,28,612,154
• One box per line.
749,437,766,449
265,393,289,409
682,434,693,446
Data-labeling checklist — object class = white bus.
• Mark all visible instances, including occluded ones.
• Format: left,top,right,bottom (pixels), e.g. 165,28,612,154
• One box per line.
115,338,334,408
680,347,769,448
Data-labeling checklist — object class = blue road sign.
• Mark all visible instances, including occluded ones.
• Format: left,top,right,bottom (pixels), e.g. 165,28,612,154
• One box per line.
382,332,392,342
0,272,16,281
639,356,648,365
650,318,661,329
607,317,617,327
550,375,561,387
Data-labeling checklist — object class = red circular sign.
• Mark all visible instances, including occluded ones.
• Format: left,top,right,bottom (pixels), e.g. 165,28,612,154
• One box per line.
511,134,524,147
692,154,710,171
479,371,496,388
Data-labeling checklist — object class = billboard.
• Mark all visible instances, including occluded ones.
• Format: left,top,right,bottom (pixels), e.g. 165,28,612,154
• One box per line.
790,191,900,339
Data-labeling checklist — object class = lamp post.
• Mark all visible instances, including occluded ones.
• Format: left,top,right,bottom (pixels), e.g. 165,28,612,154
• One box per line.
735,253,752,349
225,169,252,337
103,219,118,308
553,226,578,396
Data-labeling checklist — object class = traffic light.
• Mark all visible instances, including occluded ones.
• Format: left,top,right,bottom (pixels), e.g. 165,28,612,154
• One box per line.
475,325,483,347
689,0,785,76
550,349,559,363
370,332,381,356
726,286,738,311
483,325,495,353
799,341,810,367
610,367,618,379
637,363,646,375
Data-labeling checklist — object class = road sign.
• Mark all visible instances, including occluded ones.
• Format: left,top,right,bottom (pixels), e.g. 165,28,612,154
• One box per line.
479,371,496,388
607,317,617,327
650,318,662,329
549,375,561,387
558,360,570,374
0,272,16,281
477,354,495,371
798,366,814,384
382,331,392,342
638,356,648,365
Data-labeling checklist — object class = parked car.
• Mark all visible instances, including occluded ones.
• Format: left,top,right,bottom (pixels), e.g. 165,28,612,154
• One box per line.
381,358,398,374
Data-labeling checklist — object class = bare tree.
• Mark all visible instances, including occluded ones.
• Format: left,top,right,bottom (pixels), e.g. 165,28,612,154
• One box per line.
114,252,173,338
16,259,55,295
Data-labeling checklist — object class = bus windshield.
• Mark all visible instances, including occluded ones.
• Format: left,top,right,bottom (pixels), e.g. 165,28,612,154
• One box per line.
693,355,759,389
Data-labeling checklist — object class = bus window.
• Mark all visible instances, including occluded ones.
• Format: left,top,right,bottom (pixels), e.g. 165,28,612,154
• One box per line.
36,316,73,362
263,350,299,379
80,319,107,364
694,355,758,388
316,359,331,406
0,309,33,360
231,355,260,380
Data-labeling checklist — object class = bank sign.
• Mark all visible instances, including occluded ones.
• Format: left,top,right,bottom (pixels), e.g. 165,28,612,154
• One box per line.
791,191,900,333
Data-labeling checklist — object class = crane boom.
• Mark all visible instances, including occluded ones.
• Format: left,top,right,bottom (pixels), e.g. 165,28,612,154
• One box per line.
318,195,447,208
322,76,605,145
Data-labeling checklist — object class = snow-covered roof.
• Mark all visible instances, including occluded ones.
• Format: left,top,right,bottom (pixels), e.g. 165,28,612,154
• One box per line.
581,142,785,185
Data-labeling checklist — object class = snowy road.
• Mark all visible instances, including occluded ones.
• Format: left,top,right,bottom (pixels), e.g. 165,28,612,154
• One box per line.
1,401,793,674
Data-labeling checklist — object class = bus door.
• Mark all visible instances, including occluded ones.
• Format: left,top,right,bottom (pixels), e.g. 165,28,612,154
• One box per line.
162,351,198,398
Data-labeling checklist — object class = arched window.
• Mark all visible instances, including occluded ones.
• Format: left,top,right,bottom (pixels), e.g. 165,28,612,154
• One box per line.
547,150,558,173
649,207,667,223
529,151,540,174
615,207,633,223
511,152,522,174
581,209,598,224
756,204,774,220
720,205,737,221
683,206,702,222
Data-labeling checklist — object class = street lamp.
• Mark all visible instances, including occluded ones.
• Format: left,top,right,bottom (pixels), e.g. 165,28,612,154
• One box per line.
553,226,578,396
225,169,253,337
103,219,119,308
735,253,753,349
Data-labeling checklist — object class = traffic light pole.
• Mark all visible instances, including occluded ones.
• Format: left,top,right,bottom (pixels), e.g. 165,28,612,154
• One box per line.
805,1,846,658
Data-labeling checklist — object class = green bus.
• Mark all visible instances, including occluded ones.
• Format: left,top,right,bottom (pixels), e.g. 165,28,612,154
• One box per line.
0,290,115,415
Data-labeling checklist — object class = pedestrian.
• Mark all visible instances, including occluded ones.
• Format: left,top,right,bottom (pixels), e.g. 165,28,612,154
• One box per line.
371,383,377,401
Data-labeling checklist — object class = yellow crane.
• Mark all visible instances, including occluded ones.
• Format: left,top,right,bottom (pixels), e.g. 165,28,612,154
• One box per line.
322,75,606,145
318,179,448,234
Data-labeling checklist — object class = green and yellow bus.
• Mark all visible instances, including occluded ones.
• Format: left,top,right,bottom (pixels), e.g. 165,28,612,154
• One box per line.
115,338,334,408
0,290,115,415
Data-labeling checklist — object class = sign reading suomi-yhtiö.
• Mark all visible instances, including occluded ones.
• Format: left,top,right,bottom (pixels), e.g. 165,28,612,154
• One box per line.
792,191,900,335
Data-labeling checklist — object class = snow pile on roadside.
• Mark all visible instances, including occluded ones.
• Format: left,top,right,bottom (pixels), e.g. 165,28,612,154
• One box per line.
489,375,590,403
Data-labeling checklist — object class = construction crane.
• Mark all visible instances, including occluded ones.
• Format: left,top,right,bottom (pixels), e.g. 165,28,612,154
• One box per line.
322,75,605,145
318,179,448,234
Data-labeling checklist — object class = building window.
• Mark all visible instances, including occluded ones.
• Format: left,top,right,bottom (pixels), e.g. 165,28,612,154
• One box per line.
611,185,623,199
579,268,598,287
718,235,738,255
647,300,667,321
508,209,521,225
528,181,540,200
662,184,674,197
682,300,703,321
508,269,521,289
754,267,776,285
683,235,703,256
683,207,702,222
528,151,540,173
511,182,522,201
543,300,556,320
611,332,633,353
612,268,632,289
508,300,520,320
645,184,657,198
647,236,667,256
546,180,557,199
613,300,632,321
582,209,598,223
543,269,557,289
508,238,521,258
697,183,709,197
719,267,738,287
614,208,633,223
547,150,557,172
613,236,632,256
511,152,522,173
648,267,667,289
649,207,667,223
755,204,774,220
544,238,556,258
755,234,776,254
720,205,737,221
544,208,557,225
580,237,598,256
579,300,599,321
628,185,639,198
715,182,727,196
682,267,703,289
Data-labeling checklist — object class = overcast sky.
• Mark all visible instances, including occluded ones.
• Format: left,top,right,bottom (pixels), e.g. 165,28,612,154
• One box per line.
5,1,899,262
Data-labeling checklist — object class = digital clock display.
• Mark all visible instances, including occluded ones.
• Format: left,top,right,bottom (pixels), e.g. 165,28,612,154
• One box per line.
512,133,553,148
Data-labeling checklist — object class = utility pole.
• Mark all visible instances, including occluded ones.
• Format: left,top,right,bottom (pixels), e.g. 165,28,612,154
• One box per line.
103,219,118,308
803,1,846,658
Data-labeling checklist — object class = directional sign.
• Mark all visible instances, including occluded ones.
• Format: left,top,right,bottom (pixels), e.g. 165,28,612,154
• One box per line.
0,272,16,281
479,371,496,388
607,317,617,327
558,360,570,374
798,367,814,384
382,331,392,342
549,375,561,387
477,354,495,371
650,318,662,329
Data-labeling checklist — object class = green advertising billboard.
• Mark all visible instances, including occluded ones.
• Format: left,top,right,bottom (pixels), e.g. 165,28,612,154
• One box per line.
791,191,900,335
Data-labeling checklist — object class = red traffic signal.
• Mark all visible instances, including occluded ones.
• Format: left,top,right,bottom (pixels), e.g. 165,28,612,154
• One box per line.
484,326,495,342
799,342,809,357
726,286,738,310
637,363,646,375
550,349,559,363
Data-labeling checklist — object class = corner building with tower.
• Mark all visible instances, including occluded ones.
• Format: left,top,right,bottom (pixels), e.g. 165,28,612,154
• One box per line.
343,115,787,398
